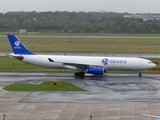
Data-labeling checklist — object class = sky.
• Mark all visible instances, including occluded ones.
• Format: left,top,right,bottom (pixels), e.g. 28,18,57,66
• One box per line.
1,0,160,14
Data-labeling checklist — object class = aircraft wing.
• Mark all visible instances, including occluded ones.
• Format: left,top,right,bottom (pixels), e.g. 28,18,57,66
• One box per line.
48,58,102,69
63,61,103,69
8,53,24,60
63,62,103,71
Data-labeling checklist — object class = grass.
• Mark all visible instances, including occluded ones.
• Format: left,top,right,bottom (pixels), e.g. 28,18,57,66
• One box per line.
1,35,160,54
3,81,87,91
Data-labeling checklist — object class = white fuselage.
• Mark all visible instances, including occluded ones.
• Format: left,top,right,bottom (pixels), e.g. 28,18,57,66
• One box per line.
16,54,155,71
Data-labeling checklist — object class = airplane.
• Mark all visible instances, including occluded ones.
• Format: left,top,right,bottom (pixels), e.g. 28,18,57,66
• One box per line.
7,35,156,77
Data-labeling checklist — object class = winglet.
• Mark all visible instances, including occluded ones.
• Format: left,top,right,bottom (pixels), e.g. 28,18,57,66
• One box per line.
7,35,35,55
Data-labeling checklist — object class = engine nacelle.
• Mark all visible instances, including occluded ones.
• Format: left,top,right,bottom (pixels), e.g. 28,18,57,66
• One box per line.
87,67,106,75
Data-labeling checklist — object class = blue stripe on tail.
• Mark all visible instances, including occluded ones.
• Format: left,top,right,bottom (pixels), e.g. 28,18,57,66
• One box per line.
7,35,35,55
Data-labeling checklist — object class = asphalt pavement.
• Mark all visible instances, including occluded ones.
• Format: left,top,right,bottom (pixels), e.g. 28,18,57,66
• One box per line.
0,73,160,120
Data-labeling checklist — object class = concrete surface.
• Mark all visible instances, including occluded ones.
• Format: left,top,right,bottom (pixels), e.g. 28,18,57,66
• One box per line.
0,73,160,119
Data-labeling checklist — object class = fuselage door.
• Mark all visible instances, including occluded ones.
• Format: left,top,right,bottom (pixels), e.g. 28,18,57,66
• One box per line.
140,60,144,66
138,60,144,69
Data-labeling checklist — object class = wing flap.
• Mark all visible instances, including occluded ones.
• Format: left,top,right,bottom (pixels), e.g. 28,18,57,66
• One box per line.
63,62,90,68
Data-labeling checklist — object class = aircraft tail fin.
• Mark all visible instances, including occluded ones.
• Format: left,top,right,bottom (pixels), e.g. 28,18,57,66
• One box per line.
7,35,35,55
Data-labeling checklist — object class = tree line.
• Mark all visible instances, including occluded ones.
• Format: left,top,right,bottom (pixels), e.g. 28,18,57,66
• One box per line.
0,11,160,33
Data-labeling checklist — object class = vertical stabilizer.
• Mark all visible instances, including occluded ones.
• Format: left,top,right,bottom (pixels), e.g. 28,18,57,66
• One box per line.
7,35,35,55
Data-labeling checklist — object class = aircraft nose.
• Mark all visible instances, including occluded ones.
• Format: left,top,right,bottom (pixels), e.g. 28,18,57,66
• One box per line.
153,63,156,68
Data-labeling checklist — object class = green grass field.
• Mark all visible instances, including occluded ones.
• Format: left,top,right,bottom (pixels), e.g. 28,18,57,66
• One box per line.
4,81,87,91
1,34,160,54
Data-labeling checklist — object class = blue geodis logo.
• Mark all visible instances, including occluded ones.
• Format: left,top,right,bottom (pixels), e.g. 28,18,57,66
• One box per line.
15,41,20,47
102,58,127,65
102,58,109,65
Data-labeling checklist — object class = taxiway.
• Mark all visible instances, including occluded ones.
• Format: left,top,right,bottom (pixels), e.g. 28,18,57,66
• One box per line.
0,72,160,120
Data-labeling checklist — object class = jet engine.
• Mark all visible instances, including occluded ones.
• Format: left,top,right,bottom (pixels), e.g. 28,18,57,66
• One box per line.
87,67,106,75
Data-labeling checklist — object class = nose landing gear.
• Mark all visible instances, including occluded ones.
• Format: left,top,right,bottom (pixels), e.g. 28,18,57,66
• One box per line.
138,71,142,77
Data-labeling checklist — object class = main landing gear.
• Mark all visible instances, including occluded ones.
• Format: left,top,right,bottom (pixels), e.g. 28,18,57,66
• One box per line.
74,72,85,77
138,71,142,77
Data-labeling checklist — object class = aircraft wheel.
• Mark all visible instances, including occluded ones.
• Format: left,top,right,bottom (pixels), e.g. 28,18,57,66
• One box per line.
74,72,85,77
75,72,79,77
80,72,85,76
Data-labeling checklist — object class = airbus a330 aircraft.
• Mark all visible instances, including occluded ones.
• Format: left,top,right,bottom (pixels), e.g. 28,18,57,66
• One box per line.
7,35,156,77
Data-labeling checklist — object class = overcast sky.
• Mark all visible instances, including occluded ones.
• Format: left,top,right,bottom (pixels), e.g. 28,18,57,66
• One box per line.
1,0,160,14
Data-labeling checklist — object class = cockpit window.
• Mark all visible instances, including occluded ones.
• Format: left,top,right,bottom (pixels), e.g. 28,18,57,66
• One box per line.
148,62,152,64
